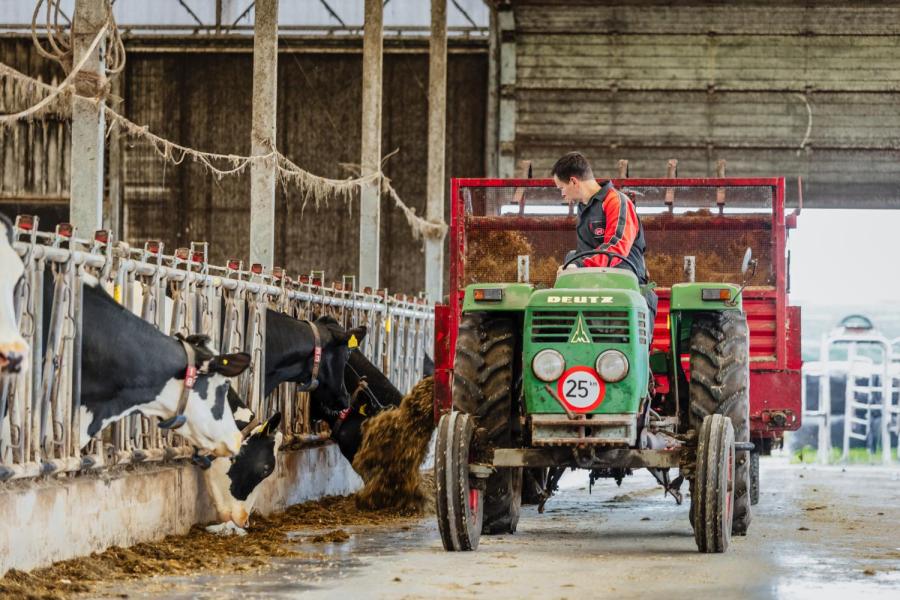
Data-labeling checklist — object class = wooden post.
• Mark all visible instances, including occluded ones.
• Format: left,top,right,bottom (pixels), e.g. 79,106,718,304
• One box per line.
359,0,383,290
425,0,448,303
70,0,106,234
249,0,278,268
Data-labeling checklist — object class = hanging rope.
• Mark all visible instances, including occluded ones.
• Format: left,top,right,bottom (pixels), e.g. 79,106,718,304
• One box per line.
0,53,447,241
30,0,125,76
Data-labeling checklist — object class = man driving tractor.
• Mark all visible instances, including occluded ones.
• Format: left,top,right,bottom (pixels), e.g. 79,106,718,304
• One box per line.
551,151,659,329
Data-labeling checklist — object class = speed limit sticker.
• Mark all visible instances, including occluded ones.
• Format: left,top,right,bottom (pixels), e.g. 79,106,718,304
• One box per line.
556,366,605,413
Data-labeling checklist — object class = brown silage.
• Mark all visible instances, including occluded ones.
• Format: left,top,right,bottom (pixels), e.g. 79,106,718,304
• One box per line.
0,488,420,600
352,376,437,513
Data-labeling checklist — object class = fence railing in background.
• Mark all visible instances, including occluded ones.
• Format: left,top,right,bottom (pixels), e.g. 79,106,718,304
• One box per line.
0,217,434,482
800,327,899,464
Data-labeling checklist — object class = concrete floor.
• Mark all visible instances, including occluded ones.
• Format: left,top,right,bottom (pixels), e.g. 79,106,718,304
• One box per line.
102,457,900,600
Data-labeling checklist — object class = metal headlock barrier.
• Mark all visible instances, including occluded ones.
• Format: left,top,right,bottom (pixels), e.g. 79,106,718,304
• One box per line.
800,318,899,464
0,217,434,482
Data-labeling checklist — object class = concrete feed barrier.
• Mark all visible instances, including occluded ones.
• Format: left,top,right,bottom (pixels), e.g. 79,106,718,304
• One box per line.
0,443,361,576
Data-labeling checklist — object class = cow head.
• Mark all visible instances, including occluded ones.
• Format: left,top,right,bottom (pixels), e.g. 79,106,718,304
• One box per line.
0,214,28,374
332,349,403,462
306,316,367,421
205,387,282,528
167,334,252,457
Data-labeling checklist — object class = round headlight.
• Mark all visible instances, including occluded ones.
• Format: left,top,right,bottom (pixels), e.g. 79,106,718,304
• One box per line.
595,350,629,383
532,349,565,382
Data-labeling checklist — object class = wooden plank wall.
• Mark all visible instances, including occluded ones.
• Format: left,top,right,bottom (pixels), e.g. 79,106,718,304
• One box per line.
511,0,900,206
0,41,487,295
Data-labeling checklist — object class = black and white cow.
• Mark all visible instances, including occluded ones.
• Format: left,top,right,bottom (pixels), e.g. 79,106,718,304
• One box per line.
45,273,251,457
201,312,366,530
0,214,28,374
203,386,283,531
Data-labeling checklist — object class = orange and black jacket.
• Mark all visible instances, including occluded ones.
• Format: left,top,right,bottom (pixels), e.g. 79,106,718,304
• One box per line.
574,181,649,283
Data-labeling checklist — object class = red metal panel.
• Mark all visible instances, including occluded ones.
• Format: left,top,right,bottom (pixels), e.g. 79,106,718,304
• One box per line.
749,370,802,436
786,305,803,371
433,368,453,423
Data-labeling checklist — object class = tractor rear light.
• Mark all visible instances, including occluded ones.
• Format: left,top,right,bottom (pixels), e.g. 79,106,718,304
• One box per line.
473,288,503,302
595,350,629,383
701,288,732,301
532,349,565,382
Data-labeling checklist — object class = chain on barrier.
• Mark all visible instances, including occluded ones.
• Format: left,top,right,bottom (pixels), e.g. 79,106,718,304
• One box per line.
0,216,434,482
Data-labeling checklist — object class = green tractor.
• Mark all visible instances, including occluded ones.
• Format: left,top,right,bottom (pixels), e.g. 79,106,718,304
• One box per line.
435,249,753,554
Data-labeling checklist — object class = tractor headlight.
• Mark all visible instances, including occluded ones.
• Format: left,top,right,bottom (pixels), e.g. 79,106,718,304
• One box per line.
595,350,629,383
532,349,565,382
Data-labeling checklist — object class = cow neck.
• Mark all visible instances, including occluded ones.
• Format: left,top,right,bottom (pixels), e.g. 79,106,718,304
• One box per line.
263,311,322,397
158,338,199,430
295,319,322,392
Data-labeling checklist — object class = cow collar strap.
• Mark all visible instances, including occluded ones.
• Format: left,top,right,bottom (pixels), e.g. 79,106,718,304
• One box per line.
159,339,197,430
295,319,322,392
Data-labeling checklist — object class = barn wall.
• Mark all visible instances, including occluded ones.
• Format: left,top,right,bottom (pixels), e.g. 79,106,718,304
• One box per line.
506,0,900,206
0,39,487,295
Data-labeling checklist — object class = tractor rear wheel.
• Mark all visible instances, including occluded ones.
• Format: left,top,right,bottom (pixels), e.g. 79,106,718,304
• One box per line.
689,311,751,536
453,313,522,535
692,414,736,553
436,411,483,551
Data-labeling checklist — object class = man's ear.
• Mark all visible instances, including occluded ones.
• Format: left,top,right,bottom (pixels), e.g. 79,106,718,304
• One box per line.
209,352,251,377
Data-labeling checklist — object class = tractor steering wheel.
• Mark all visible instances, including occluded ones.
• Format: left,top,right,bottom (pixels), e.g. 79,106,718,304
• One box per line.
562,249,640,273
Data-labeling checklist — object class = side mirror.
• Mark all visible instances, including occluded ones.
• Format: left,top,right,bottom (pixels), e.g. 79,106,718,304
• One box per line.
741,248,753,274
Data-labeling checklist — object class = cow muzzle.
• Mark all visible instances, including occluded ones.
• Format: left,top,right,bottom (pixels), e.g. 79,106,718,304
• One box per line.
0,340,28,373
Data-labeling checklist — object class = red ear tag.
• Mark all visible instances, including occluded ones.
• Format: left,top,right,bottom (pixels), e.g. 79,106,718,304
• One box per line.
314,347,322,362
185,365,198,389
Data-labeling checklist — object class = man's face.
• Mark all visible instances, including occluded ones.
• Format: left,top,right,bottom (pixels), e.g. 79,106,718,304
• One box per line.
554,175,581,205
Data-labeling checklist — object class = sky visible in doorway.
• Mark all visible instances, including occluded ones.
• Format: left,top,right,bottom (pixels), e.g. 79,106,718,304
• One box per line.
789,209,900,305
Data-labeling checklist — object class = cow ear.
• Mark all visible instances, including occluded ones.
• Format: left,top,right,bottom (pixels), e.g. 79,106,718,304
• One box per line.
262,412,282,435
334,325,367,346
210,352,251,377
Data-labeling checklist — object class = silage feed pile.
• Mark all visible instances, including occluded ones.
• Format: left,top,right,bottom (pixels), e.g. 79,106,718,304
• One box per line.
352,376,437,513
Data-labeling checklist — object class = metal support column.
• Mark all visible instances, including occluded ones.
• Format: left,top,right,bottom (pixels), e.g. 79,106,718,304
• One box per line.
484,4,499,177
249,0,279,268
497,5,516,178
359,0,384,290
70,0,107,234
425,0,447,303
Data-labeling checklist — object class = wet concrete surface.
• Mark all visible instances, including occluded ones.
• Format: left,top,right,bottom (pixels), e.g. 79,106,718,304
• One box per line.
97,457,900,599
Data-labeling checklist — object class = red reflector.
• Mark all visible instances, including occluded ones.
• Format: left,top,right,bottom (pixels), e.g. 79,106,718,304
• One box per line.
251,263,263,275
227,259,241,270
57,223,74,238
94,230,110,244
15,215,35,231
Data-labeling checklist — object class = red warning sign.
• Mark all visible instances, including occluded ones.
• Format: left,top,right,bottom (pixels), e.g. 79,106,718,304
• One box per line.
556,366,605,413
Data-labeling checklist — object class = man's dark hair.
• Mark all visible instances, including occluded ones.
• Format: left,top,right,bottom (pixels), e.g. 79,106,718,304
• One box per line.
551,152,594,182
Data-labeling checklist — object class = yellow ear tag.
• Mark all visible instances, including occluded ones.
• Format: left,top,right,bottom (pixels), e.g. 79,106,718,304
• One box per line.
348,334,359,349
222,358,229,365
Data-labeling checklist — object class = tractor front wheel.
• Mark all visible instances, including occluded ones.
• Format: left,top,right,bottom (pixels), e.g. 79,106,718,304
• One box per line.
689,311,751,535
436,411,483,551
692,414,736,553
